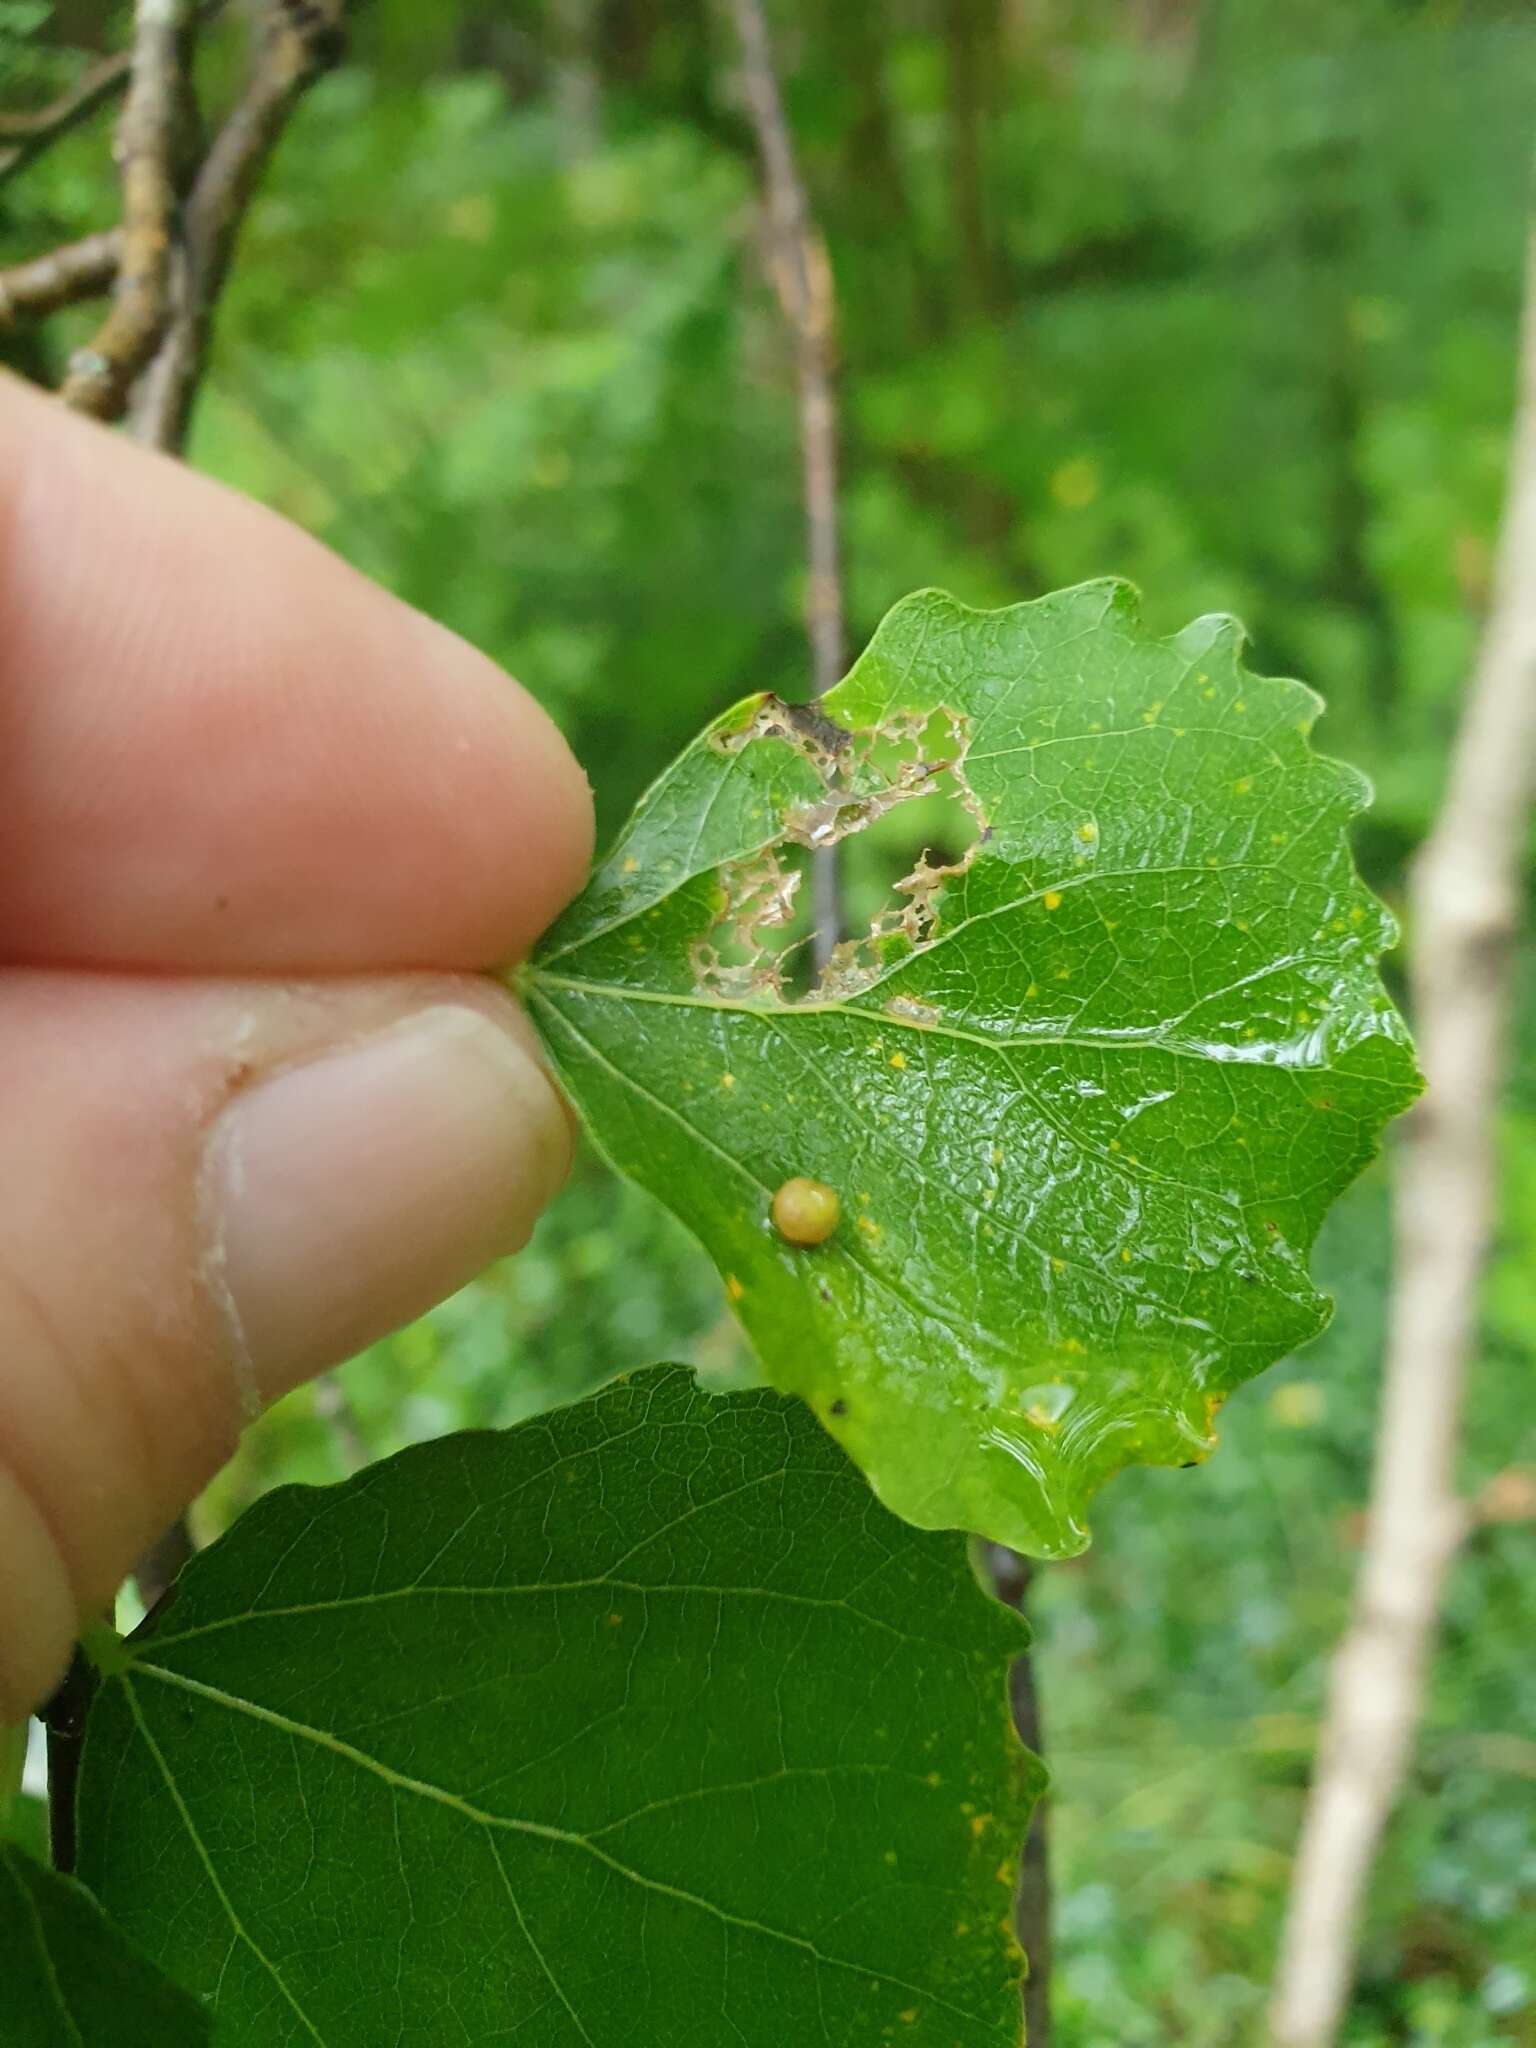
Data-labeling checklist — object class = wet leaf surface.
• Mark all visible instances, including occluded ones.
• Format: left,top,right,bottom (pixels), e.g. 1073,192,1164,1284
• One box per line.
524,583,1420,1554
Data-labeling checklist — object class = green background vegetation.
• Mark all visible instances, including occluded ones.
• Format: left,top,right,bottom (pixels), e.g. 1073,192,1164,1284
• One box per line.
4,2,1535,2040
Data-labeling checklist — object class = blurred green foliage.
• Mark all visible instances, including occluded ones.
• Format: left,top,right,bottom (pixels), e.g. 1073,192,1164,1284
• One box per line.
4,1,1535,2039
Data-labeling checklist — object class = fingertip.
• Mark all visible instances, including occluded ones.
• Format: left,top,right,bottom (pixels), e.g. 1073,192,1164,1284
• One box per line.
398,606,596,965
0,374,595,972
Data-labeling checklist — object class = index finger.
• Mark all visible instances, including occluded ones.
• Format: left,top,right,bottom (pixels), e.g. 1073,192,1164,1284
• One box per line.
0,373,593,972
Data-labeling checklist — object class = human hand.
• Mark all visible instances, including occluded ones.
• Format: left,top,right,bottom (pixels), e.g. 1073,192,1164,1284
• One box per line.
0,372,593,1717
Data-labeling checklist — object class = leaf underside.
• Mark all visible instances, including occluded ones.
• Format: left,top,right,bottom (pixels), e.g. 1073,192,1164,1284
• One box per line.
77,1369,1037,2046
524,582,1421,1556
0,1844,212,2047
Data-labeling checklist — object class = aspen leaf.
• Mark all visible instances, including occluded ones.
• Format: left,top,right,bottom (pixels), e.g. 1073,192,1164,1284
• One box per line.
523,583,1421,1555
77,1370,1036,2046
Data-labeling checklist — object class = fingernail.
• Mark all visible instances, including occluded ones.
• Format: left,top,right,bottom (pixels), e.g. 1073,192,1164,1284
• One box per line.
205,1005,572,1408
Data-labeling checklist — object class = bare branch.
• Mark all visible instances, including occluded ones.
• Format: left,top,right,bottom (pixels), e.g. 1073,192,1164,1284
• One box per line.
128,0,351,454
725,0,846,968
0,228,121,326
0,50,131,188
59,0,201,421
1268,199,1536,2048
39,1647,97,1876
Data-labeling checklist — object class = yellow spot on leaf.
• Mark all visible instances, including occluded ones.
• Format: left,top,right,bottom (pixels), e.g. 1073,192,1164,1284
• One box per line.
889,1051,907,1070
1077,820,1098,843
1043,890,1062,911
1233,776,1252,796
720,1072,736,1090
725,1274,744,1302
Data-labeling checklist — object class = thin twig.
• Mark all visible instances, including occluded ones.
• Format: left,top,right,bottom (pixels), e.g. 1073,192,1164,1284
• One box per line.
990,1545,1053,2046
128,0,350,453
0,50,130,187
39,1649,97,1874
726,0,846,969
0,0,224,189
0,228,121,326
1268,197,1536,2048
59,0,201,421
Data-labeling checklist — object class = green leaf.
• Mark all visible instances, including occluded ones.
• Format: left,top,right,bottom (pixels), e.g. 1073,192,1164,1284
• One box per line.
77,1368,1036,2046
1,1717,24,1832
0,1844,213,2047
522,583,1421,1556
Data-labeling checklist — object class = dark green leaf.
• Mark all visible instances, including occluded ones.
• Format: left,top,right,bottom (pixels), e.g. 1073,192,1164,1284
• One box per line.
3,1791,49,1864
523,584,1421,1556
0,1844,212,2047
78,1368,1036,2046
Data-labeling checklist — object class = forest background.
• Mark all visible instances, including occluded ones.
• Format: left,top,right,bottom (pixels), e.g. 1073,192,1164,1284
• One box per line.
3,3,1534,2042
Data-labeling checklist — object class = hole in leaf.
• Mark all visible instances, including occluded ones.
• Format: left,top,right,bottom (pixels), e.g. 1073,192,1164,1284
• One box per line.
693,699,984,1004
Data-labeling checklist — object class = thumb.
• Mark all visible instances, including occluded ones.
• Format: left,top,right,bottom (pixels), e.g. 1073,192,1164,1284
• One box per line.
0,970,571,1719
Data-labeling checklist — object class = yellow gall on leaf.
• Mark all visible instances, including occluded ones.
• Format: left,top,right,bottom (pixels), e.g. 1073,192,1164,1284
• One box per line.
771,1177,841,1247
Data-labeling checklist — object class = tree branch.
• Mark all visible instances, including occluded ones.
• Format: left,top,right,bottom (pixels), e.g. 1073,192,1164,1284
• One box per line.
1268,197,1536,2048
127,0,350,454
0,50,131,188
58,0,201,421
725,0,846,969
0,229,121,327
39,1649,97,1875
